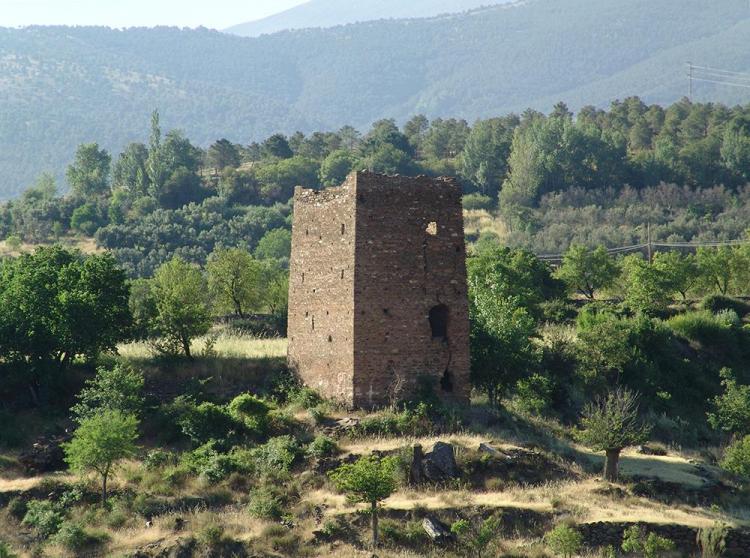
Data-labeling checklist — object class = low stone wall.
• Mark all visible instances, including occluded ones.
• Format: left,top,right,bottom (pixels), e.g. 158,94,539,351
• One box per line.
579,521,750,557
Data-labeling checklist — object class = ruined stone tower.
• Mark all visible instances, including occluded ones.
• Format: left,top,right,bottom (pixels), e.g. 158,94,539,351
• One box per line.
287,171,470,409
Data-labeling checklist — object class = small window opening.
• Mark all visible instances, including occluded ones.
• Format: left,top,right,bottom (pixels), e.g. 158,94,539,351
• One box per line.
301,272,305,284
426,221,438,236
455,245,461,253
305,228,309,236
311,316,315,331
440,370,454,392
383,308,389,315
429,304,449,339
328,335,333,343
341,223,345,235
341,270,344,279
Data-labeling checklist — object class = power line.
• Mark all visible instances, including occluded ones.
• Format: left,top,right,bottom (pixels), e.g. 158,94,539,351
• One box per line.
534,238,750,261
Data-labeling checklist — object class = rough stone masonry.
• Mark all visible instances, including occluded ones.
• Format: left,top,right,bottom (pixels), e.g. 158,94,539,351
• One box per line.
287,171,470,409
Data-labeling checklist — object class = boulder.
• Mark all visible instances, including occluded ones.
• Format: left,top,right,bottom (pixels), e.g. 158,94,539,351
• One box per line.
18,433,71,474
422,516,452,543
422,442,458,481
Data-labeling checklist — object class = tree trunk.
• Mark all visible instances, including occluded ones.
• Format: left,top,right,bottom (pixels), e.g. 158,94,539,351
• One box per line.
182,337,192,360
102,470,108,505
371,501,379,548
604,448,620,482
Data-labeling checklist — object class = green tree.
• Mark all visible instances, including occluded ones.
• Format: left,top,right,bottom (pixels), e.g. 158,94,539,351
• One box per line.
697,247,744,295
0,247,131,401
319,149,356,187
328,456,399,548
621,526,675,558
71,364,145,423
206,248,264,318
254,228,292,263
113,142,149,195
151,257,212,358
206,138,241,170
262,134,293,159
707,368,750,437
577,388,651,482
720,435,750,478
556,244,620,299
460,117,516,197
146,110,168,194
622,255,673,314
653,251,699,302
66,143,111,197
63,410,139,504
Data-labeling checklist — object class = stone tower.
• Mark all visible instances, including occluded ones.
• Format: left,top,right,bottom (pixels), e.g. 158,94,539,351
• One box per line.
287,171,470,409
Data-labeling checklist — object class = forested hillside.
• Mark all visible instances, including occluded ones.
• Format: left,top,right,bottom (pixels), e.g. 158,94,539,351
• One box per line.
225,0,514,37
1,0,750,198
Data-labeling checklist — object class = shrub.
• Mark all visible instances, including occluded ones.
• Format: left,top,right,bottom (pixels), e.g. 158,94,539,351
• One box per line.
0,541,16,558
545,523,583,558
720,435,750,477
462,193,494,211
701,294,750,317
6,497,27,521
380,519,429,548
514,373,554,415
178,401,240,448
143,449,177,470
22,500,65,538
697,522,728,558
198,524,225,548
180,442,237,482
247,487,285,520
622,526,675,558
227,393,272,438
251,436,300,475
288,387,323,410
52,522,108,551
668,311,736,347
451,515,502,557
539,299,578,324
306,435,339,459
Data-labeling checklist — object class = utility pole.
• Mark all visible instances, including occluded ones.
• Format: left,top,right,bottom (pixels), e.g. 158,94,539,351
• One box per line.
647,222,653,264
687,61,693,101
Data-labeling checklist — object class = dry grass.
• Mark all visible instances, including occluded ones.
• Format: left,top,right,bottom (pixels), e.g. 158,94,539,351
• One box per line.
463,209,509,242
117,331,287,361
0,235,101,258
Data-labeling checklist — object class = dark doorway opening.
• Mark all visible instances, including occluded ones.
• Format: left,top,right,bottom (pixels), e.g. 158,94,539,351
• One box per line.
429,304,449,339
440,370,453,392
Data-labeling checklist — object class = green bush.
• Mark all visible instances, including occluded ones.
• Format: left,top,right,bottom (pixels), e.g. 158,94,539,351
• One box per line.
227,393,272,438
306,435,339,459
6,497,27,521
251,435,300,474
701,294,750,317
514,373,555,415
52,522,108,551
247,486,285,520
287,387,323,410
178,401,240,448
0,541,16,558
198,524,225,548
22,500,65,538
544,523,583,558
180,442,238,482
380,519,430,548
622,525,675,558
668,311,735,346
143,449,177,470
720,435,750,477
462,193,495,211
539,299,578,324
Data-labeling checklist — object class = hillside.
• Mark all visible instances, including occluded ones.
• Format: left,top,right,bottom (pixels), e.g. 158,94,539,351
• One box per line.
225,0,515,37
1,0,750,198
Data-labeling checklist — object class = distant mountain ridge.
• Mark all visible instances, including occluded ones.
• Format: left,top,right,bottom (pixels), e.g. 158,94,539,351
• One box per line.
225,0,516,37
1,0,750,199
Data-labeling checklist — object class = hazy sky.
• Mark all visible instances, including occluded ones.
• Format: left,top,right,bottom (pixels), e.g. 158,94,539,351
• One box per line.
0,0,309,29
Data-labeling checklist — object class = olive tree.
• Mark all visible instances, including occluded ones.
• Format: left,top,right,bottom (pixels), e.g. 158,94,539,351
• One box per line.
577,388,651,482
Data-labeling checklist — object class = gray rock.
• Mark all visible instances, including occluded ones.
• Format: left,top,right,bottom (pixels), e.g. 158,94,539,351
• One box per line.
422,442,458,481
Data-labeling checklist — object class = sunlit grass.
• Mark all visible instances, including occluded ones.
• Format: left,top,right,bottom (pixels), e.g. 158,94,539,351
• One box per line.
117,331,287,361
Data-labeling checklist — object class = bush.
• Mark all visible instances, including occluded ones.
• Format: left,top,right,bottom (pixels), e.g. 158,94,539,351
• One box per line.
545,523,583,558
180,442,238,482
697,522,728,558
0,541,16,558
22,500,65,538
52,522,107,551
247,486,285,520
462,193,495,211
701,294,750,317
306,435,339,459
514,373,554,415
6,497,27,521
720,435,750,477
539,299,578,324
287,387,323,410
668,311,736,346
178,401,240,448
143,449,177,470
198,524,225,548
622,526,675,558
227,393,272,438
251,436,300,475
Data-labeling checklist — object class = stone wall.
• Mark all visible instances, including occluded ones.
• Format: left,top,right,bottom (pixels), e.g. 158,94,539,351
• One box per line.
287,171,471,409
288,175,357,405
351,172,470,408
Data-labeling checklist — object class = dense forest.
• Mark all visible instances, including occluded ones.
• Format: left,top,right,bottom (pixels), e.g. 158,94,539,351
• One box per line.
3,97,750,275
2,0,750,197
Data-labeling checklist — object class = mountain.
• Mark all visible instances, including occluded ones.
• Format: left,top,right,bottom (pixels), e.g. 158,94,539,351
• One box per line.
226,0,515,37
1,0,750,199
